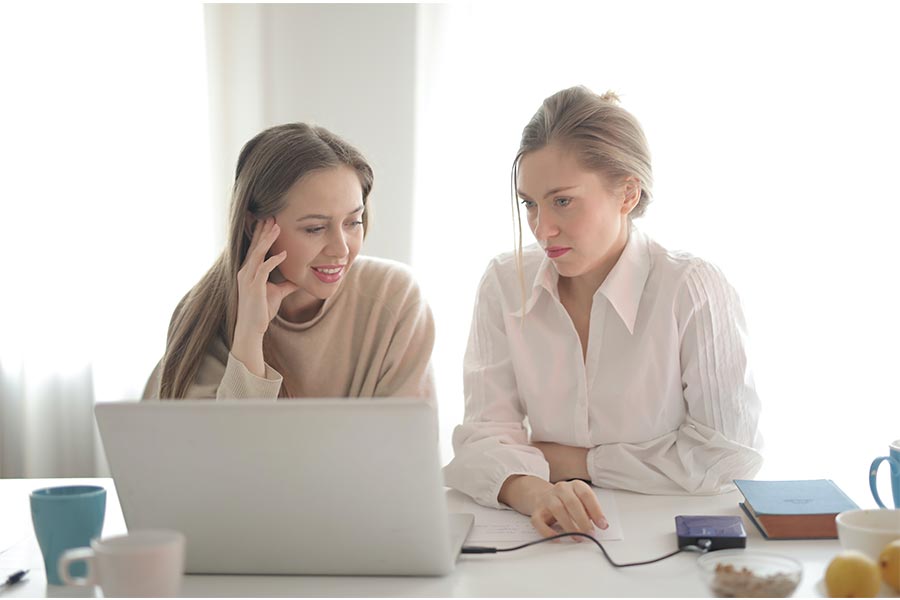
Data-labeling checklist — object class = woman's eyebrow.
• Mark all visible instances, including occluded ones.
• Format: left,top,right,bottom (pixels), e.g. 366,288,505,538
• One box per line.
296,205,364,222
517,185,578,200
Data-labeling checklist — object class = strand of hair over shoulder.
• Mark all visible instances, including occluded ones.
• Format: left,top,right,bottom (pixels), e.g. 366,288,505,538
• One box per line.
511,153,527,323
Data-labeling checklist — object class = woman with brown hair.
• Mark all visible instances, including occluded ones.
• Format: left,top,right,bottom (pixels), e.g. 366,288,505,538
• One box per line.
444,86,762,537
144,123,434,401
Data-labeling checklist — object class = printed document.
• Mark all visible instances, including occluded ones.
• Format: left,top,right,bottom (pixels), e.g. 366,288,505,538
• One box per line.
464,487,623,544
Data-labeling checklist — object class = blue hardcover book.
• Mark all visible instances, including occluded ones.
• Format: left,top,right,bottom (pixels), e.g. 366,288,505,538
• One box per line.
733,479,859,540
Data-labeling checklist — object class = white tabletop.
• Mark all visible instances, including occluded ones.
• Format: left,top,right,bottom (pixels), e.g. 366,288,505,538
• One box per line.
0,477,849,597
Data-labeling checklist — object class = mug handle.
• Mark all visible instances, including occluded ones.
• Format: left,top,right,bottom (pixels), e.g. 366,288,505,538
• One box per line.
57,547,96,587
870,455,900,509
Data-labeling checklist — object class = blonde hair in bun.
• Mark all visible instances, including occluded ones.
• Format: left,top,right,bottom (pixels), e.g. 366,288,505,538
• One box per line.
598,90,621,104
510,86,653,315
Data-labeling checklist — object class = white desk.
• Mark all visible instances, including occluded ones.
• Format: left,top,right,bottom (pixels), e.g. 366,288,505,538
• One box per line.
0,478,845,597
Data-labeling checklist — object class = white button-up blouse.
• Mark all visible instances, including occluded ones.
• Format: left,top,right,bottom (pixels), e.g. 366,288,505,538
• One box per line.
443,227,763,509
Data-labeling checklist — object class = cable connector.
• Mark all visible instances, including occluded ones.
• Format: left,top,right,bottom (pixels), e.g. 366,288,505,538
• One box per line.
680,538,713,553
461,546,498,554
1,570,29,588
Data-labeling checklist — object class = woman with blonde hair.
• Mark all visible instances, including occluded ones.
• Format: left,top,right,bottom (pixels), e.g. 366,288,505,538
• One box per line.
144,123,434,401
444,86,762,537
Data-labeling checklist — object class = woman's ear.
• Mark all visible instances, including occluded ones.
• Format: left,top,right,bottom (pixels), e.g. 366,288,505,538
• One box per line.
620,177,641,215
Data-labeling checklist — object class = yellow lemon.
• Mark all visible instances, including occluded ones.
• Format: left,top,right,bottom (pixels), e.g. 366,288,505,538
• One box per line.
825,550,881,598
880,539,900,592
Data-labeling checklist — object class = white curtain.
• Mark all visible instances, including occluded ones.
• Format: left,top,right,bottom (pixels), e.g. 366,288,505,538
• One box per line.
0,5,214,477
413,1,900,505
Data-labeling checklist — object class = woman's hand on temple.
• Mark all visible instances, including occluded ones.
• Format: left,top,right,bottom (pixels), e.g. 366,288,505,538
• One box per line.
232,217,299,376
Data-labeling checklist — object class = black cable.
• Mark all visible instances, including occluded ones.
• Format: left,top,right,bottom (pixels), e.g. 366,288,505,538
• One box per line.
462,534,712,568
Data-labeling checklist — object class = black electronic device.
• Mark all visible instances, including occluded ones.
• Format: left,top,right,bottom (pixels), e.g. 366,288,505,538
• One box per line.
675,515,747,551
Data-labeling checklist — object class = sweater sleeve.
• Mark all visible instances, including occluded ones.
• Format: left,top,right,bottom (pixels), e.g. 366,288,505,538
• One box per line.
141,338,283,401
373,277,437,400
586,260,763,494
442,264,550,509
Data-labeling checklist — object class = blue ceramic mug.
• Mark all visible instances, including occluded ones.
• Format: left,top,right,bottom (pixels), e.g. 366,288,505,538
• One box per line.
30,485,106,585
870,439,900,509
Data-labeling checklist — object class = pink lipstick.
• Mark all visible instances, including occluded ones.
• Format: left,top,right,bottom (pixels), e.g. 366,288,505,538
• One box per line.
545,247,571,259
311,265,345,283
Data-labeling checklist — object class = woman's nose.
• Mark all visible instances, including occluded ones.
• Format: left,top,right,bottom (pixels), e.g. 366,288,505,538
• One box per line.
329,231,350,257
532,211,559,241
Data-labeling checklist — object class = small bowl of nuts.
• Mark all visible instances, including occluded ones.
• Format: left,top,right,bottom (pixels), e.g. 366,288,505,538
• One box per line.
697,550,802,597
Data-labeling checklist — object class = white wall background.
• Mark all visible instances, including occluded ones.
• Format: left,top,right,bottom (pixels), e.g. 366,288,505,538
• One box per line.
2,3,898,512
413,1,900,508
205,4,417,261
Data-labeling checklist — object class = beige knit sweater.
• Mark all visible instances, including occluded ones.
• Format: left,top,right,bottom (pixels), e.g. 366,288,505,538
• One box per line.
143,256,436,400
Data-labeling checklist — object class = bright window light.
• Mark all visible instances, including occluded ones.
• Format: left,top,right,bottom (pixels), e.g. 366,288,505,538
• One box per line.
414,1,900,505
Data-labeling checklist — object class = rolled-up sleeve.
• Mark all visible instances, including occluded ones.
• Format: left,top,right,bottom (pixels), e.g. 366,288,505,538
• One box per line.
586,260,763,494
214,352,283,400
443,264,549,508
142,341,283,401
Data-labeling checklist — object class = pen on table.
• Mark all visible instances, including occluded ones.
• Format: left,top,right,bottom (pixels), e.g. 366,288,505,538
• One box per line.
2,570,29,588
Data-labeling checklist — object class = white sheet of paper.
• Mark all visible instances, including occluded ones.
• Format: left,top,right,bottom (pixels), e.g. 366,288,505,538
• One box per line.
465,487,623,544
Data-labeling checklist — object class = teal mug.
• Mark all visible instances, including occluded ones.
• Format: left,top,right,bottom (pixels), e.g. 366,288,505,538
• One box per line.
30,485,106,585
869,439,900,509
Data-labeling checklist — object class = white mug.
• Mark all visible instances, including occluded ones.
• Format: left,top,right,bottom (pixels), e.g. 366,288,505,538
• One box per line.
58,530,185,597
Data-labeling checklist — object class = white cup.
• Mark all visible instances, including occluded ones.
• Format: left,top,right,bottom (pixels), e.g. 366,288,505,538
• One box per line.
836,508,900,560
58,530,185,597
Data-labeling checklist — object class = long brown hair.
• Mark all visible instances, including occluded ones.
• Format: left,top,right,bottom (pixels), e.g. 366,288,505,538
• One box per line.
159,123,374,399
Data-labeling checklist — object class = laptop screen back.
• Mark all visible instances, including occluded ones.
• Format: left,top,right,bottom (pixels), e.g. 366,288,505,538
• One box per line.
95,398,456,576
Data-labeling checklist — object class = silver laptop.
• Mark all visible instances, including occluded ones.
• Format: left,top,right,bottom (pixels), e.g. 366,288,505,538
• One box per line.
94,398,473,576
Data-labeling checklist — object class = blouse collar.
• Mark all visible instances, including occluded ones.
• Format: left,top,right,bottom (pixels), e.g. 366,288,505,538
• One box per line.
514,226,651,335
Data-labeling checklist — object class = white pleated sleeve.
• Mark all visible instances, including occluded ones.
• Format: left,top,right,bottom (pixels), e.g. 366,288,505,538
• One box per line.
585,260,763,494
